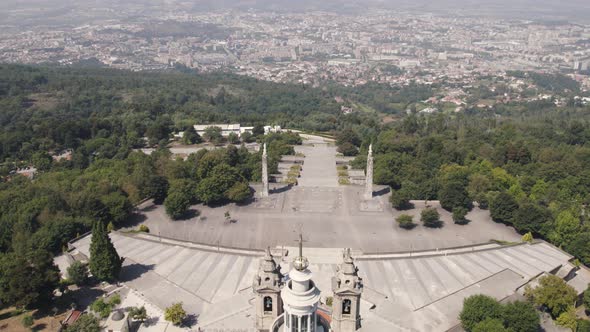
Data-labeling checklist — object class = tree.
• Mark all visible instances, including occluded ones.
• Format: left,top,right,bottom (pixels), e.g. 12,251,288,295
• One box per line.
164,190,191,220
196,164,242,204
583,284,590,311
145,175,169,204
549,210,581,247
32,151,52,171
513,202,550,235
452,207,469,225
336,128,361,147
146,120,171,146
252,125,265,137
89,220,122,282
390,187,413,210
566,232,590,266
130,306,148,325
502,301,539,332
67,261,88,285
337,142,359,156
489,192,518,224
459,295,503,331
182,125,202,145
472,318,508,332
241,131,255,143
203,126,223,144
439,181,472,212
101,192,133,226
165,302,186,326
0,249,60,308
421,208,441,228
532,275,577,317
63,314,101,332
226,182,252,203
556,306,578,331
396,214,415,229
227,132,240,144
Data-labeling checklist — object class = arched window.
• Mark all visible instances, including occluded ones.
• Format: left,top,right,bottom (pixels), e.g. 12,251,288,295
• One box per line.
264,296,273,312
343,299,352,315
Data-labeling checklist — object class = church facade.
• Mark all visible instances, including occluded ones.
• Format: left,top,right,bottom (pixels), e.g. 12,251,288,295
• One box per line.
253,238,363,332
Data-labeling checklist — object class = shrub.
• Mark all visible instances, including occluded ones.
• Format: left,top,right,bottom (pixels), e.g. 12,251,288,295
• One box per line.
578,319,590,332
421,208,441,228
90,294,121,318
138,224,150,233
90,298,112,318
130,306,148,324
326,296,333,307
21,314,34,329
63,314,101,332
165,302,187,326
556,306,578,331
396,214,415,229
521,232,533,243
459,294,503,331
452,207,469,225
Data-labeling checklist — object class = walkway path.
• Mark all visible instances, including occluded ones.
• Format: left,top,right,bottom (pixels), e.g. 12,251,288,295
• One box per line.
296,135,339,187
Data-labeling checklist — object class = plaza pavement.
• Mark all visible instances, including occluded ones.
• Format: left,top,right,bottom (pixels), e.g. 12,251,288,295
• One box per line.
68,232,580,331
124,133,521,252
129,193,521,253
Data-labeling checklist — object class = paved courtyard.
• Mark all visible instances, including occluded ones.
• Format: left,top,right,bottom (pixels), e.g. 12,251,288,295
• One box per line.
123,134,521,252
127,189,520,252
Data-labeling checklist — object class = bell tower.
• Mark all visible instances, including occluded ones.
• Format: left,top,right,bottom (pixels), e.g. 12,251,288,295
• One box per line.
331,248,363,332
253,247,284,331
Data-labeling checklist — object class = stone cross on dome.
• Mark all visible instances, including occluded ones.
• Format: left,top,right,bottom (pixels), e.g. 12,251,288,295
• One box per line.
293,232,309,271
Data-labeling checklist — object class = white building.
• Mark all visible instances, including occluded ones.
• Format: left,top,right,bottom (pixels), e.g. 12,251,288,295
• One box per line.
193,124,281,137
194,124,248,137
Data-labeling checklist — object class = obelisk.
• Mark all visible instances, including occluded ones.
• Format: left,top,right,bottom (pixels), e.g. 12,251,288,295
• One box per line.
261,143,269,198
364,144,373,200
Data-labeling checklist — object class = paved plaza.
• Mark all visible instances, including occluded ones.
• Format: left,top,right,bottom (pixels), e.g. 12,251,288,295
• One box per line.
68,232,584,331
123,134,521,252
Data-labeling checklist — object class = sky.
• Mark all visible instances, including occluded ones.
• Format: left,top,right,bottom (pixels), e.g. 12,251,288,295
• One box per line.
1,0,590,26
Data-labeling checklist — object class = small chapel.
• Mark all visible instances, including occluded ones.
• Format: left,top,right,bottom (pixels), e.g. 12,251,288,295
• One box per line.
253,236,363,332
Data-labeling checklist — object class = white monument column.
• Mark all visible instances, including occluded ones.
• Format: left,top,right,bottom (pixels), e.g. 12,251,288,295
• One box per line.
364,144,373,200
262,143,269,198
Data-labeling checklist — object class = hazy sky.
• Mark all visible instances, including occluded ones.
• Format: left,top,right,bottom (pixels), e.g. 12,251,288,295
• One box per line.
2,0,590,26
